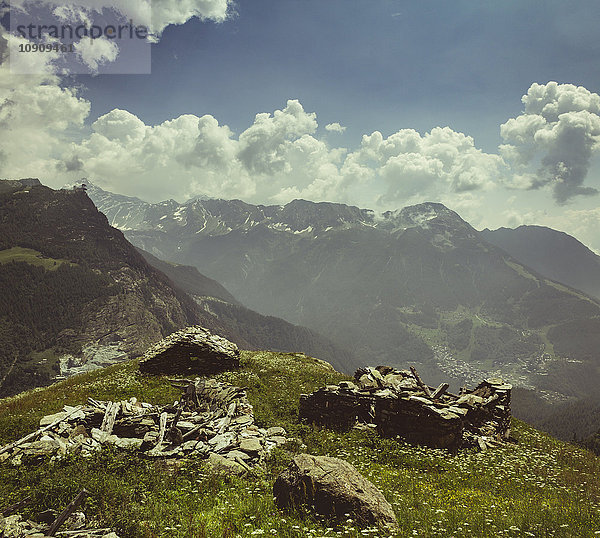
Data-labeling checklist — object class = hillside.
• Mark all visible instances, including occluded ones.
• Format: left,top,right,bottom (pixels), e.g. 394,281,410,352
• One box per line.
0,180,355,397
136,248,239,305
88,184,600,403
1,351,600,536
481,225,600,300
0,180,216,397
138,248,360,373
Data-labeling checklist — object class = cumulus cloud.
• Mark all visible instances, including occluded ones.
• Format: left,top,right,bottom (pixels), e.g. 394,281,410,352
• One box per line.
345,127,505,205
0,75,509,210
57,100,350,203
9,0,232,35
501,82,600,204
238,99,318,175
42,99,505,207
0,27,90,179
325,122,346,133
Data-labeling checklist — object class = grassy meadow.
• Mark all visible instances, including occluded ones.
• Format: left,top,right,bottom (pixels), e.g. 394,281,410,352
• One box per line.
0,351,599,537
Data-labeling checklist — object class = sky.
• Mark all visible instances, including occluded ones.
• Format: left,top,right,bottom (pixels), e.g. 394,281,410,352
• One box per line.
1,0,600,251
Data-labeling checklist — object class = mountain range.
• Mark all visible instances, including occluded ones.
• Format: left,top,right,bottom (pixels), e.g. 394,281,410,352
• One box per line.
86,183,600,406
481,225,600,300
0,179,354,397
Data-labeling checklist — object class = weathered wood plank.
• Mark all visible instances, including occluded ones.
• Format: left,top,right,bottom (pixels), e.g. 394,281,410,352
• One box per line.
0,406,83,456
431,383,449,400
409,366,431,398
48,489,88,536
100,402,119,434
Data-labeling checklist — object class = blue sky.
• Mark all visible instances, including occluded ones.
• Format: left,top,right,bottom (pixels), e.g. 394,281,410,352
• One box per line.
2,0,600,250
79,0,600,151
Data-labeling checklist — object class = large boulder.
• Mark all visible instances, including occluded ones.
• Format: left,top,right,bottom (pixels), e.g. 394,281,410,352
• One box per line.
139,326,240,375
273,454,398,532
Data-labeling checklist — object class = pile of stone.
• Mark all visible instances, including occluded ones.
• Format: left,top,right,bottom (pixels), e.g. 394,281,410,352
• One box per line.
138,326,240,375
299,365,511,451
1,490,119,538
0,379,287,472
0,513,119,538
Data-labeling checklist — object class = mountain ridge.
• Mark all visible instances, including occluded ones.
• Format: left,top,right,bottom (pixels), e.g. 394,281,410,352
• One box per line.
481,225,600,300
0,180,357,396
86,182,600,406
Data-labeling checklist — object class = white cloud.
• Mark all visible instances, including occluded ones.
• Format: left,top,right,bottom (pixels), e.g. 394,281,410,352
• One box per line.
43,100,505,207
501,82,600,204
0,30,90,179
238,99,318,175
325,122,346,133
6,0,233,74
9,0,232,35
74,36,119,72
345,126,505,206
2,73,598,252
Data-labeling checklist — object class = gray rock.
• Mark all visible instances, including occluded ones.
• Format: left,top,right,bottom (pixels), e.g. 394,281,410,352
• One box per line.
206,453,247,476
225,449,251,461
181,440,201,452
208,432,236,453
266,426,286,437
91,428,117,445
239,438,262,454
274,454,398,532
267,435,287,446
39,411,67,427
114,437,143,450
456,394,484,407
22,439,61,457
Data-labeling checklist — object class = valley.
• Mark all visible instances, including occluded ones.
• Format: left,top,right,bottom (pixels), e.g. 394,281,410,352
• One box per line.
88,183,600,410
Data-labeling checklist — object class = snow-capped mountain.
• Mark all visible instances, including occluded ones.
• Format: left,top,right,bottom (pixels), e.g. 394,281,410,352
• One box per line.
86,183,600,404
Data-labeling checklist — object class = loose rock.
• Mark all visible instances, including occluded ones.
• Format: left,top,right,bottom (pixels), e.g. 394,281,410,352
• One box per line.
299,365,512,450
0,380,287,470
274,454,398,532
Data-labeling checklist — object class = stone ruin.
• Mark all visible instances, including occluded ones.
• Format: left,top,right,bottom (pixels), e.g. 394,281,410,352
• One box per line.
0,511,119,538
299,365,512,451
0,379,287,473
138,325,240,375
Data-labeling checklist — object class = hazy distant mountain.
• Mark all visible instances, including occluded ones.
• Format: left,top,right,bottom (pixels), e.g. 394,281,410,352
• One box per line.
136,248,239,305
89,183,600,402
481,226,600,300
137,248,359,373
0,180,356,396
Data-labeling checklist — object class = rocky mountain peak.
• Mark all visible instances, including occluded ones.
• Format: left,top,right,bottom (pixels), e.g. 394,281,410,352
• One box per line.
276,199,374,232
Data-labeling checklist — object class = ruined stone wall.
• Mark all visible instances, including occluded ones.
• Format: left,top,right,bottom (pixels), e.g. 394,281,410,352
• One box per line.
299,366,512,451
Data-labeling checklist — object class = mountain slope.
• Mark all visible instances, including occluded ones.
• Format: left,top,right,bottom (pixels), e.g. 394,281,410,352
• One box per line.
0,180,231,396
136,248,239,304
1,352,600,536
137,248,360,372
88,184,600,401
481,225,600,300
0,180,357,396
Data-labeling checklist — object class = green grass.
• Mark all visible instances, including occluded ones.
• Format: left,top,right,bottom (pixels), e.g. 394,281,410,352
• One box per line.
2,351,600,537
0,247,74,271
544,279,599,308
504,259,540,285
